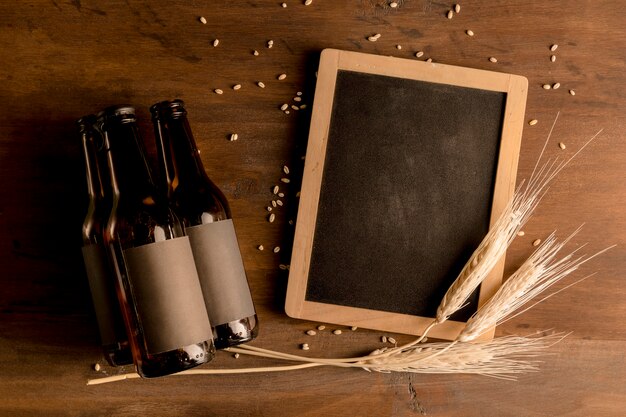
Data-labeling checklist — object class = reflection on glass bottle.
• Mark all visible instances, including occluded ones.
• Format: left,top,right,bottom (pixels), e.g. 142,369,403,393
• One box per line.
151,99,259,349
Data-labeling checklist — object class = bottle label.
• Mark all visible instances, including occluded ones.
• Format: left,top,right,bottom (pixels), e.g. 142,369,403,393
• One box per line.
186,219,256,326
82,244,119,346
123,237,213,355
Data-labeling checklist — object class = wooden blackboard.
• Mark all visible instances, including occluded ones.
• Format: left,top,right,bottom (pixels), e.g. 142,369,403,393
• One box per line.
286,49,527,340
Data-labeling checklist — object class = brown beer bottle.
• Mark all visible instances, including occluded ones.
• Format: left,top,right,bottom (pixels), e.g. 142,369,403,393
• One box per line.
78,115,132,366
151,99,258,349
99,105,215,377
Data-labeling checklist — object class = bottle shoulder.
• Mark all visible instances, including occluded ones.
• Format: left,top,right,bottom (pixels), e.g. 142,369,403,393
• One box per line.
109,194,184,247
172,183,231,219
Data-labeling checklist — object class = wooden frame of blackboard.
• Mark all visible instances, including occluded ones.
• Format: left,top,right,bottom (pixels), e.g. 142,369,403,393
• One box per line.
285,49,528,341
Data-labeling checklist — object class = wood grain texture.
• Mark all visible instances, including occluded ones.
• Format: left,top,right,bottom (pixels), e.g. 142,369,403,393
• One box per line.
0,1,624,416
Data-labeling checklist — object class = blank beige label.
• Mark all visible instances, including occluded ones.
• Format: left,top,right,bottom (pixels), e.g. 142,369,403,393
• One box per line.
186,220,256,326
123,237,213,355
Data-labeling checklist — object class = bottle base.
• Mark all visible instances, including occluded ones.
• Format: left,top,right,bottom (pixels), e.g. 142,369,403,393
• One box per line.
103,342,133,367
213,315,259,350
136,340,215,378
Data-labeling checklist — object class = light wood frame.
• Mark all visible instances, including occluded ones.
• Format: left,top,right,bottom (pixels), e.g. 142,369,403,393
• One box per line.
285,49,528,341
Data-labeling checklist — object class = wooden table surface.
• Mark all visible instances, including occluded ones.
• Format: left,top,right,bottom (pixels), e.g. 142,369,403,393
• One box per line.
1,1,625,416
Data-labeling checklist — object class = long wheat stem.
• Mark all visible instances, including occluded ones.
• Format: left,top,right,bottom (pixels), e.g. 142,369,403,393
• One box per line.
88,332,566,385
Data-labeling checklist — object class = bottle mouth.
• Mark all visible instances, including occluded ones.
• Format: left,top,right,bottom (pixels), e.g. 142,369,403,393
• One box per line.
76,114,105,151
94,105,137,134
96,106,137,153
107,105,136,121
150,99,186,118
76,114,97,132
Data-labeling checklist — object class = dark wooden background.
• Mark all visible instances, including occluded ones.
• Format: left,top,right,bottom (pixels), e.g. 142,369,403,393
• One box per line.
1,1,624,416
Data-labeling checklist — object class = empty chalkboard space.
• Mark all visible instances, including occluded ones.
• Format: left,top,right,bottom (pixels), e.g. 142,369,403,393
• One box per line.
286,49,528,340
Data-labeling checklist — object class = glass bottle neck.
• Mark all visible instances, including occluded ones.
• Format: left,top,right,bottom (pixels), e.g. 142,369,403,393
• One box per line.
152,101,231,224
155,114,210,193
103,120,158,203
81,123,104,244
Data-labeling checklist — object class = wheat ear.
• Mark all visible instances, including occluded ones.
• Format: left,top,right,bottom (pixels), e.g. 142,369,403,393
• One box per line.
360,332,567,380
457,229,615,342
435,122,604,325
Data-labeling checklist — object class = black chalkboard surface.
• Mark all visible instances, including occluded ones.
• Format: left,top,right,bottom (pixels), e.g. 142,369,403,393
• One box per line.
306,70,506,321
286,49,527,340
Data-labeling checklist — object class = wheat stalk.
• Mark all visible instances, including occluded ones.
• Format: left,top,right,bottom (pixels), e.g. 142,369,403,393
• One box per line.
457,231,615,342
435,119,603,326
359,332,567,380
86,332,568,385
436,188,538,323
87,332,566,385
